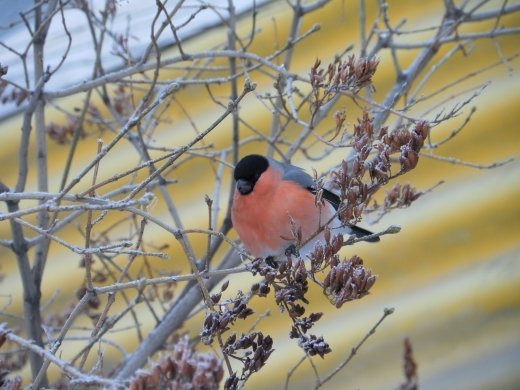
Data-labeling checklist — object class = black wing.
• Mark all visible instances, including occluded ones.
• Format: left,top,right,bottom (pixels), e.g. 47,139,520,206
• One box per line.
309,187,380,243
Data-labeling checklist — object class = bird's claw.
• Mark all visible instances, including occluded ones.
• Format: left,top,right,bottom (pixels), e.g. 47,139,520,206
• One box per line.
265,256,278,268
284,244,299,258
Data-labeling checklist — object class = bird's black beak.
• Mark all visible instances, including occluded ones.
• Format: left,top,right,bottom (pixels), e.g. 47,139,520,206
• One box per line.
236,178,253,195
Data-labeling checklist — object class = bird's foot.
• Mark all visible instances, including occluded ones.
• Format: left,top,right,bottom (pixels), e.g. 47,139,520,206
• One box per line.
265,256,279,268
284,244,300,258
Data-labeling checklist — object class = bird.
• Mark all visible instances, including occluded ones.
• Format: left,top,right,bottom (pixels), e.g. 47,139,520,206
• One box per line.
231,154,378,261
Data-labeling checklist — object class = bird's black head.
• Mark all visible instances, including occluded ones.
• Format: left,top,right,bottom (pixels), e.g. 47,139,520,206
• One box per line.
234,154,269,195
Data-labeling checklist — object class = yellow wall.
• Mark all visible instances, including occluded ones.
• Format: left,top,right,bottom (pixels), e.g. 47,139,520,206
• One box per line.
0,1,518,388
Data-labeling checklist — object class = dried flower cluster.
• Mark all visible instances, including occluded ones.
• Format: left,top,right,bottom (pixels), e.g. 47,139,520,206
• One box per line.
323,112,377,223
367,116,430,184
200,295,254,345
250,258,310,316
243,220,378,363
382,120,430,173
307,228,344,272
112,85,133,116
45,115,87,144
0,80,28,106
323,255,377,308
308,55,379,142
298,334,331,358
398,338,418,390
223,331,274,387
308,231,377,309
248,257,333,359
323,112,430,224
199,281,275,389
310,55,379,111
366,182,425,223
129,335,223,390
384,183,422,209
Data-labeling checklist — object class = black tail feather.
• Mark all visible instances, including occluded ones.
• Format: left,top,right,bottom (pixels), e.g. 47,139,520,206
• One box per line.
350,225,380,242
311,187,380,243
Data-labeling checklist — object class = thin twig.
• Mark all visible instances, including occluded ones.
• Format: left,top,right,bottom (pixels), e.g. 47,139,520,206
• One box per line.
0,324,121,387
420,153,514,169
316,308,395,388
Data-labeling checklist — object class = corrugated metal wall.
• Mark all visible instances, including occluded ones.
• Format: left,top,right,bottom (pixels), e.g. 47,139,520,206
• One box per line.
0,1,518,388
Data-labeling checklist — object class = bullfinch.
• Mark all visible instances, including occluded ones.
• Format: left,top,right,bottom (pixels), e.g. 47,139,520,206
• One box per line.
231,154,378,260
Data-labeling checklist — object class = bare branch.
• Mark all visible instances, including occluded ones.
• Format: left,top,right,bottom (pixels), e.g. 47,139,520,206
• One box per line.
316,308,395,388
0,323,121,387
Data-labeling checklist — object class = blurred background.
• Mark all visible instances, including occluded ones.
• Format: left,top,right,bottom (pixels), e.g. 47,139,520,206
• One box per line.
0,0,519,388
